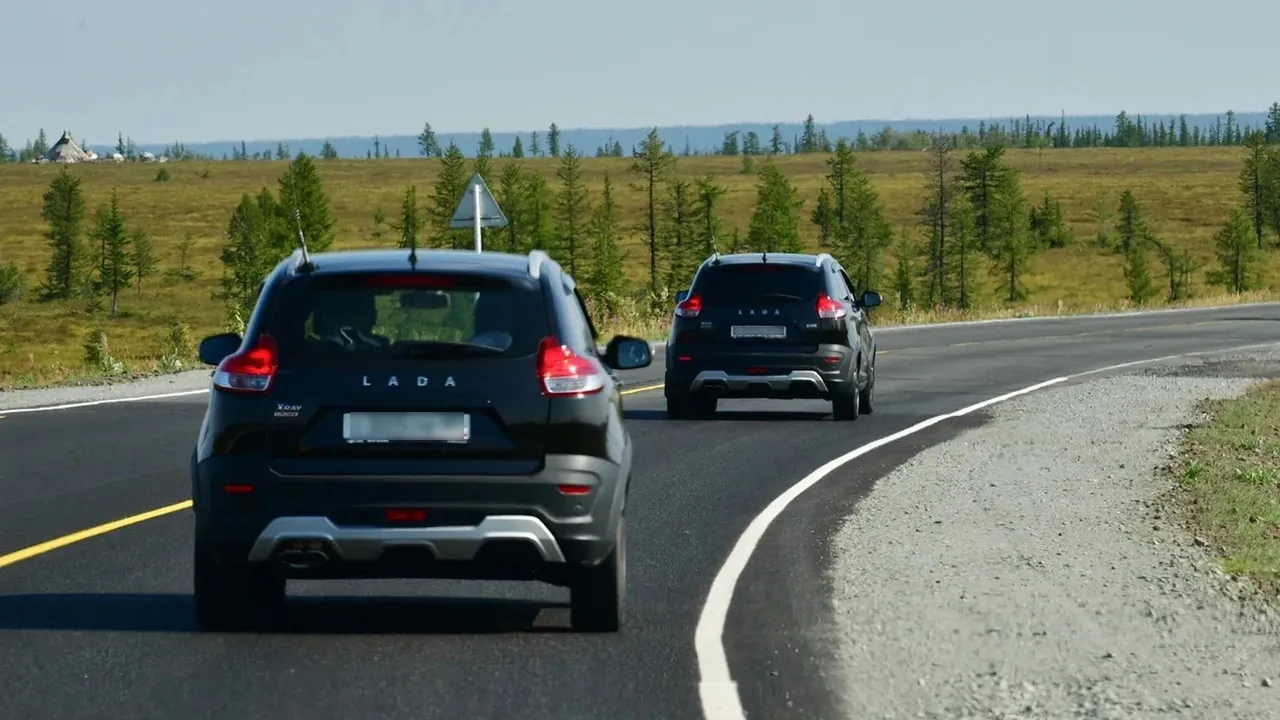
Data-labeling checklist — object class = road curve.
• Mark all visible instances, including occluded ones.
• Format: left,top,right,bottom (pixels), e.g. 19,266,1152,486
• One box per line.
0,304,1278,720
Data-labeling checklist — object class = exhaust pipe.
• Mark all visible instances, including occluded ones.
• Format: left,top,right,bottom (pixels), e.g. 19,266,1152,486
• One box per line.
277,548,331,570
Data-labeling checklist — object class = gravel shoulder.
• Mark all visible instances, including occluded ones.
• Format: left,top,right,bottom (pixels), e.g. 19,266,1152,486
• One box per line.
829,352,1280,719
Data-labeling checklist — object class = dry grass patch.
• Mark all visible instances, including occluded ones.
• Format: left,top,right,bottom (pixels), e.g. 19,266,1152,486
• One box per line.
1,146,1278,389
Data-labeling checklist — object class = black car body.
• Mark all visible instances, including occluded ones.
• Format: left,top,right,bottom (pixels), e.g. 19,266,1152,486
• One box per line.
663,252,881,419
191,247,651,632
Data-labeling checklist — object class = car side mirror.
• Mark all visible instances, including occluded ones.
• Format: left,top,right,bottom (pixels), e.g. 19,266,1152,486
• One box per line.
859,290,882,308
603,336,653,371
675,289,689,303
199,333,243,366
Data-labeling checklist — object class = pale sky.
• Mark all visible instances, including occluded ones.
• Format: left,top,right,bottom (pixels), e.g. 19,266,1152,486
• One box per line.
2,0,1275,145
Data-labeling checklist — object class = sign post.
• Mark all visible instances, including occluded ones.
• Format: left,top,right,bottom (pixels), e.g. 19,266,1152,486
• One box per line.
450,173,508,252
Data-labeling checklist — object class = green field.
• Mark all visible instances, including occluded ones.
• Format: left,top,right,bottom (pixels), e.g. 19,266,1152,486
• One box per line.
1172,379,1280,601
1,146,1277,390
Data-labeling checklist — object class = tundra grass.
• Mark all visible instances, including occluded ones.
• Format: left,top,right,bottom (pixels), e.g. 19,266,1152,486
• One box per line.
1171,379,1280,602
1,147,1277,390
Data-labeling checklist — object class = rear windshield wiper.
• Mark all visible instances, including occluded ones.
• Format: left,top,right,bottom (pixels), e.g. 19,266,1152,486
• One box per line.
755,292,803,301
393,341,505,357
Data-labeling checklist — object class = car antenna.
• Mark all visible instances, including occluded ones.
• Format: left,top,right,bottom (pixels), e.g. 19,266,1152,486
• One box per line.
408,224,418,269
291,204,314,272
761,250,768,262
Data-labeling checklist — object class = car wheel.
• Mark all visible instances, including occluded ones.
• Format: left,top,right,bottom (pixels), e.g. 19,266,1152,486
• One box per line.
691,394,717,418
832,384,860,421
666,390,693,419
193,535,284,632
570,516,625,632
667,391,716,419
858,363,875,415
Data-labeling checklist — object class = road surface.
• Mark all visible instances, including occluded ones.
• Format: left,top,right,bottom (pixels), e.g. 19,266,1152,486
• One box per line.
1,304,1277,720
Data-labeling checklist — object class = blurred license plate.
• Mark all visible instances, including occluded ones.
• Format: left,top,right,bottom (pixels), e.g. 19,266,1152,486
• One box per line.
730,325,786,339
343,412,470,444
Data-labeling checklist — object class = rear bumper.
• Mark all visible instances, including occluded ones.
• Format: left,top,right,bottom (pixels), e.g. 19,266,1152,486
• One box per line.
666,343,857,399
192,453,629,580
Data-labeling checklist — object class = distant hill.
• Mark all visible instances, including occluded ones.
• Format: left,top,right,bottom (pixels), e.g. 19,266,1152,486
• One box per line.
82,111,1276,160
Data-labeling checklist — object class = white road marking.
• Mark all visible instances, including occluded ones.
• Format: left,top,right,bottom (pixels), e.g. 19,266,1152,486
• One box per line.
0,389,209,414
694,340,1280,720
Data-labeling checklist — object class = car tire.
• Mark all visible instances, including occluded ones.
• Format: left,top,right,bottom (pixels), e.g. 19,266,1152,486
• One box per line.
193,534,284,632
666,391,692,419
858,363,875,415
666,391,716,419
832,384,860,421
570,516,626,633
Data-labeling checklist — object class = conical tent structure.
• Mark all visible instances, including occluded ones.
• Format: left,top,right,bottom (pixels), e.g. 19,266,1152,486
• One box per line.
45,130,93,163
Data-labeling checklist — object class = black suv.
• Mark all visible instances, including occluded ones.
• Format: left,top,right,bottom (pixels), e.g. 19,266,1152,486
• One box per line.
191,247,652,633
663,252,881,420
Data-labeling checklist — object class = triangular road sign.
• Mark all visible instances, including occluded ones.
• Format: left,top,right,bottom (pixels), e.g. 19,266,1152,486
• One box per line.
450,173,508,229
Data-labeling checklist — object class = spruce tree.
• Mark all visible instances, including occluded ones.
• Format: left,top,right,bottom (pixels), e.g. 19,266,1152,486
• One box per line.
92,191,133,317
628,127,676,292
277,152,335,253
130,227,155,295
555,145,590,276
417,122,441,157
1206,209,1265,293
39,168,88,300
391,185,423,251
585,173,626,314
428,142,469,249
990,182,1032,303
745,157,804,253
497,162,527,252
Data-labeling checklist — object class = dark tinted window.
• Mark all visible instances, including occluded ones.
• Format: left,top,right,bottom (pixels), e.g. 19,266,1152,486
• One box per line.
691,264,823,306
268,272,548,368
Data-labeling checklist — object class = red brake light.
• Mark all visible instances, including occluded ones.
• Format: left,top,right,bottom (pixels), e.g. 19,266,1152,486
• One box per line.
816,293,847,320
536,336,605,396
213,335,278,394
365,274,456,287
675,292,702,318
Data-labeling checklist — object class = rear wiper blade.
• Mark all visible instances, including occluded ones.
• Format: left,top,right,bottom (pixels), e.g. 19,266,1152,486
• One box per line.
394,341,504,357
756,292,802,300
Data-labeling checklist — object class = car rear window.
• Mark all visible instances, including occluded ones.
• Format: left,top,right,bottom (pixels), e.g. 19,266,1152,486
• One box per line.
692,264,823,306
267,271,549,368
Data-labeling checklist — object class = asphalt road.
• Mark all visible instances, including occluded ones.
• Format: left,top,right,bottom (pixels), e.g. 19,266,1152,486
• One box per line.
1,304,1278,720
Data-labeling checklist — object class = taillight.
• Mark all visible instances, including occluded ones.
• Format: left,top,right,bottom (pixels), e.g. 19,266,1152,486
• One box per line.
386,509,427,522
675,292,702,318
536,336,605,396
212,335,278,394
816,293,847,320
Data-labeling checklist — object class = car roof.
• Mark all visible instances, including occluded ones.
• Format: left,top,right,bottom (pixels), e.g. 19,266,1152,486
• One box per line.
279,248,545,282
703,252,827,268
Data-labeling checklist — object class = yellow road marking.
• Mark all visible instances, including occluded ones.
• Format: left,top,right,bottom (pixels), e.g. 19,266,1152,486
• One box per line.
0,389,668,570
0,500,193,570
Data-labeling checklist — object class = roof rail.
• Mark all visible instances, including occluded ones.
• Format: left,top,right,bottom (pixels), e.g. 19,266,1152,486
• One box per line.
528,249,551,279
814,252,833,267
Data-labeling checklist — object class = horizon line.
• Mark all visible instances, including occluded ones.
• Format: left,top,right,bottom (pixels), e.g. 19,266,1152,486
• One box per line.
37,106,1278,149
